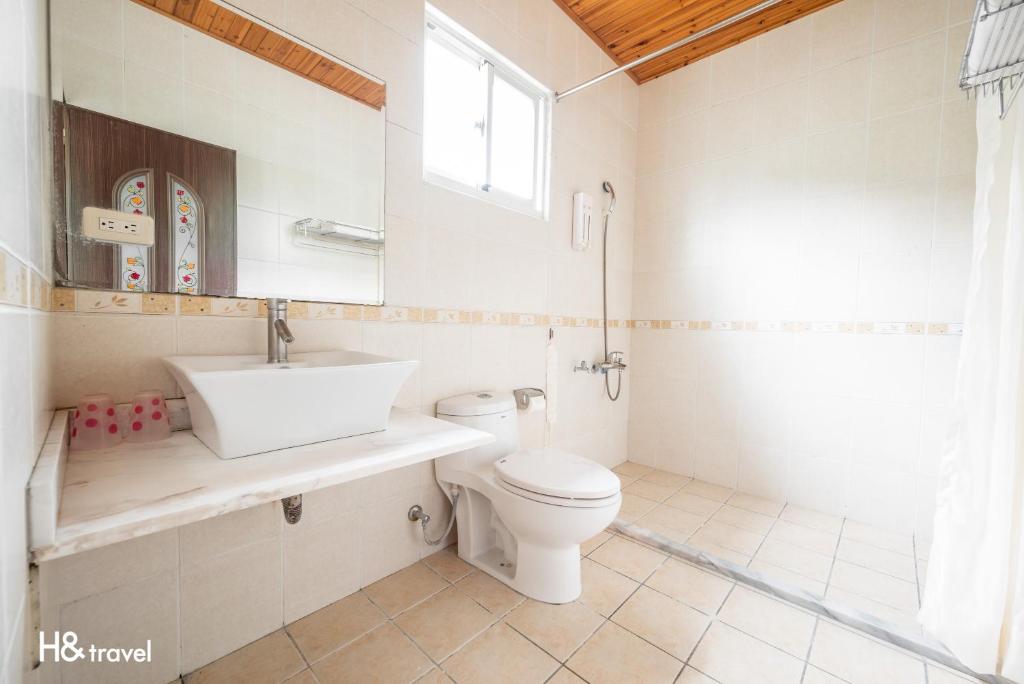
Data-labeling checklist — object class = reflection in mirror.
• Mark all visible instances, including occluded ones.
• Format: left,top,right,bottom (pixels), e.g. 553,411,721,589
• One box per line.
50,0,386,304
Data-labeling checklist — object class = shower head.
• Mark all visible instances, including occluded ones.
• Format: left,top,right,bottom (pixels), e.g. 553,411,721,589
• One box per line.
602,181,616,214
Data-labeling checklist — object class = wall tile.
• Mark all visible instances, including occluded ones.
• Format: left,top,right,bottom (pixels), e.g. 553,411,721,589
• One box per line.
57,570,179,684
631,0,970,537
180,538,284,672
51,313,178,407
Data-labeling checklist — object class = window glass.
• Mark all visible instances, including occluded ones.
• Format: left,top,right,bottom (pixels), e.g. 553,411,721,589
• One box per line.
423,6,550,217
489,74,537,200
423,37,485,187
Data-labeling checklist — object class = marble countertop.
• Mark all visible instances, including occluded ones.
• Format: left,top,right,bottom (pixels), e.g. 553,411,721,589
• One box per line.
30,409,493,562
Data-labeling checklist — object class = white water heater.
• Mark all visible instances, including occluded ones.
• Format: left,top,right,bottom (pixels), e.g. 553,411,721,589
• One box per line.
572,192,592,251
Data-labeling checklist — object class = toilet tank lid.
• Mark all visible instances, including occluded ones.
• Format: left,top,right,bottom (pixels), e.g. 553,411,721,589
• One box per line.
437,391,516,416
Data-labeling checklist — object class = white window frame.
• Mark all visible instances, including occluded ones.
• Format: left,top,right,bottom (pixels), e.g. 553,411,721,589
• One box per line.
423,5,552,219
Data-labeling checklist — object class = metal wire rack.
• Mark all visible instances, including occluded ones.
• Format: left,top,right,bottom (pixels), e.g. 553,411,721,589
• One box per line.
960,0,1024,118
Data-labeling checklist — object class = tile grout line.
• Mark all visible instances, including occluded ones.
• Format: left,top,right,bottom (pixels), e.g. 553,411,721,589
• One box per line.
823,516,848,595
798,616,821,683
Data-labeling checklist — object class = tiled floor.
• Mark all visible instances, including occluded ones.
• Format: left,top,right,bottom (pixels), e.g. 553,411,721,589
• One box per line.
182,506,977,683
612,461,931,634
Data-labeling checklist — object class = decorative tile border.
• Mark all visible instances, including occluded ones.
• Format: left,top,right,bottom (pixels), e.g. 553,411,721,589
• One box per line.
43,286,965,336
632,319,964,336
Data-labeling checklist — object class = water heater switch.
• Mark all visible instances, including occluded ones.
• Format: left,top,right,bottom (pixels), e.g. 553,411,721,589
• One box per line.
81,207,155,246
572,192,593,251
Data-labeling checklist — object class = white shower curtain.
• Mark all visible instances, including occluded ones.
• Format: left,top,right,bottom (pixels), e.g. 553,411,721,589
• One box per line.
920,94,1024,680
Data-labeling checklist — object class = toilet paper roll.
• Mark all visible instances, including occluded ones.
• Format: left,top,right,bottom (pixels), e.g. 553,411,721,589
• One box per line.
523,396,546,414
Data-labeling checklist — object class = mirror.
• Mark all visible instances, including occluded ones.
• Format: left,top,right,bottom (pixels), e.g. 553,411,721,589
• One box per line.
50,0,386,305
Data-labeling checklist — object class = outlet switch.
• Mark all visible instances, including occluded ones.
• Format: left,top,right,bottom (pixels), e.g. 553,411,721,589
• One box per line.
81,207,155,246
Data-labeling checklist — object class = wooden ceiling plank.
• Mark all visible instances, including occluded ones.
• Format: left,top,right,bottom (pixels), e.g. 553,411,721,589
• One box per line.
172,0,200,22
550,0,641,84
631,0,840,81
556,0,843,85
610,0,769,60
189,0,218,30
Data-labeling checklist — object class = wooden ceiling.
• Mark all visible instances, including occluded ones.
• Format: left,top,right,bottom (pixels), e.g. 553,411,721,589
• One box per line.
553,0,843,84
130,0,385,109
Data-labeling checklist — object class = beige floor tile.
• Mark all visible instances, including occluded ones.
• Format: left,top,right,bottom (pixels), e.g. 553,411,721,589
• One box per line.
768,520,839,556
926,664,984,683
581,531,613,556
711,505,777,535
614,472,640,488
589,536,666,582
624,480,678,502
505,599,604,661
641,469,692,488
442,623,559,683
664,491,724,517
688,621,804,684
364,563,449,617
802,665,846,683
454,571,524,616
644,559,733,615
617,493,659,522
312,622,434,684
611,586,709,661
747,559,827,596
685,536,753,566
579,557,640,617
286,591,386,663
754,538,833,582
677,667,718,682
689,521,765,556
828,560,919,611
633,521,694,546
637,503,708,535
682,480,735,502
727,492,785,517
422,547,474,583
779,505,843,535
415,668,454,683
836,537,917,582
841,520,915,556
824,586,922,634
395,587,495,662
566,621,682,684
613,462,653,477
808,621,925,684
186,630,305,684
717,586,816,658
283,670,317,684
548,667,587,683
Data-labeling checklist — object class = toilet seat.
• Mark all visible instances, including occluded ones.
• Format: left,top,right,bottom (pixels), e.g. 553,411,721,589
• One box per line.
494,448,620,506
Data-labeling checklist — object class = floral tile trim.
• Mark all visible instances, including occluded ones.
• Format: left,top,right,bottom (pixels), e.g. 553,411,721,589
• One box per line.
47,287,964,336
76,291,140,314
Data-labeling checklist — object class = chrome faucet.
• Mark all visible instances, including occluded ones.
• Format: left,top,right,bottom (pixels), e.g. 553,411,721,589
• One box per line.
266,298,294,363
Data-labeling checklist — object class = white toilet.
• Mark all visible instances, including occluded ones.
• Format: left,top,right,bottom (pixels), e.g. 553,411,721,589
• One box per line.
435,391,621,604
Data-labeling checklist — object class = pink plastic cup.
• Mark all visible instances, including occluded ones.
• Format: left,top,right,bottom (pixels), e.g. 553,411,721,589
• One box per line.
71,394,122,450
126,390,171,443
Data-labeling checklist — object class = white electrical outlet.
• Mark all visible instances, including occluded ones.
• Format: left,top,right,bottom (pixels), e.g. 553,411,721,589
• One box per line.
81,207,155,246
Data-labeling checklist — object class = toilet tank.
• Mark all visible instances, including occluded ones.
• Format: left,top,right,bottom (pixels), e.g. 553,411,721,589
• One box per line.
436,392,519,476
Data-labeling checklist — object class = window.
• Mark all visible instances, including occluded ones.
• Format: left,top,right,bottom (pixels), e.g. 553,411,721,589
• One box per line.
424,5,551,217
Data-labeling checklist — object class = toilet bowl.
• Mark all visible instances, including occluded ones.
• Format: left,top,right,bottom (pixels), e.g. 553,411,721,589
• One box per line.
435,391,621,604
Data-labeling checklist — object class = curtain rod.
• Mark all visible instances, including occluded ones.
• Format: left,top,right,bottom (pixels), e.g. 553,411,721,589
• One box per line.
555,0,784,101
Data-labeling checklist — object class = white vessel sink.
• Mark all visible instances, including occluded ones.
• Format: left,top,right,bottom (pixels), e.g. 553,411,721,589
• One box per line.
163,351,417,459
